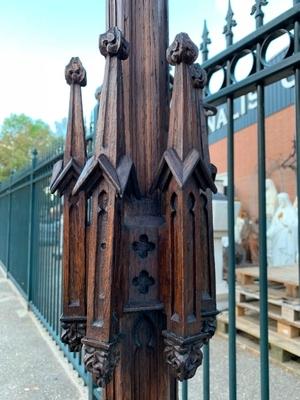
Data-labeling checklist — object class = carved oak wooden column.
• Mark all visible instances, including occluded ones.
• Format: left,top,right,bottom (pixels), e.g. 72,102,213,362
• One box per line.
103,3,176,399
55,3,218,399
107,0,169,194
152,33,218,380
50,57,87,351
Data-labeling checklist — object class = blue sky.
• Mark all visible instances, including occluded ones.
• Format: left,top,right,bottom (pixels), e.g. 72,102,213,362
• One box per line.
0,0,292,131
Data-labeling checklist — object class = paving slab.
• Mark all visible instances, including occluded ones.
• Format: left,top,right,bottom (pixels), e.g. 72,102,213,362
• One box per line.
0,269,87,400
185,331,300,400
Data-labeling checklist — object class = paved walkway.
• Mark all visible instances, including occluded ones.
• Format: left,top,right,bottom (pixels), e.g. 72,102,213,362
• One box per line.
186,328,300,400
0,268,87,400
1,265,300,400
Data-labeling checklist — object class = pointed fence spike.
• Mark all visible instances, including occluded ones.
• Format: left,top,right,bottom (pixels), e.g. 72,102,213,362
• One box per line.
200,20,211,63
223,0,237,47
251,0,268,28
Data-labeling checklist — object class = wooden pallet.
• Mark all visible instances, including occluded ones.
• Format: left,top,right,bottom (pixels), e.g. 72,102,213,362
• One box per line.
237,285,300,319
236,300,300,338
218,311,300,362
236,266,299,298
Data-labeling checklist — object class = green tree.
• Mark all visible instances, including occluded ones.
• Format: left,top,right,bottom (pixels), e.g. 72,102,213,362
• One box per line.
0,114,62,181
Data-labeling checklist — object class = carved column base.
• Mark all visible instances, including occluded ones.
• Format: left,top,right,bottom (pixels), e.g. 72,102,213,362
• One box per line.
60,316,86,352
82,337,120,387
163,330,209,381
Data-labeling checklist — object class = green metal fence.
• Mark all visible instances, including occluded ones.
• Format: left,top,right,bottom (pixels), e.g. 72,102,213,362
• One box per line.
1,3,300,400
0,146,90,390
201,2,300,400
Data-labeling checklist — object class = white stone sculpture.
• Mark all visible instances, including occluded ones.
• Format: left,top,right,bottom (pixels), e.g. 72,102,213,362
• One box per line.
212,194,240,308
294,196,298,210
266,179,278,228
267,192,298,267
235,215,245,245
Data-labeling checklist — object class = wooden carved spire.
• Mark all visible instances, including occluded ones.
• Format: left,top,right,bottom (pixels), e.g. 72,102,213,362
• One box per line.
50,57,87,352
73,27,139,388
53,3,218,397
152,33,217,381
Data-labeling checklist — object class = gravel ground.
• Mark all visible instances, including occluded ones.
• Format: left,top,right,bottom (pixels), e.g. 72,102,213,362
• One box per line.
183,333,300,400
1,265,300,400
0,270,87,400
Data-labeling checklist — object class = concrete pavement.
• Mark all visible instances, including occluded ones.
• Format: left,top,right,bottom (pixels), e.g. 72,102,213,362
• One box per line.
0,268,87,400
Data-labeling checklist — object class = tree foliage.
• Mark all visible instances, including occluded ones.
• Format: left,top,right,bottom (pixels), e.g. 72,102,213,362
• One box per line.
0,114,62,181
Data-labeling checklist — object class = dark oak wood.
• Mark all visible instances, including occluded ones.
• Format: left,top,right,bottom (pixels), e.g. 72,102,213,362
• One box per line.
153,33,218,381
50,57,87,352
54,3,217,399
107,0,170,196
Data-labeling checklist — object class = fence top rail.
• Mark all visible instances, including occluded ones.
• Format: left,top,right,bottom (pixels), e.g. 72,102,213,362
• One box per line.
0,133,94,196
205,51,300,106
202,4,300,72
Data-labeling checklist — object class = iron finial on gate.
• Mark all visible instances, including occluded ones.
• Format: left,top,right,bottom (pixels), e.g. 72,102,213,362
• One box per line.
200,20,211,63
251,0,268,28
223,0,237,47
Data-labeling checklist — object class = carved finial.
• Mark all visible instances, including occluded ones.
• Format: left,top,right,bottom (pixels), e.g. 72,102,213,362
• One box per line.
65,57,87,86
167,33,199,66
251,0,268,27
223,0,237,47
200,20,211,63
99,26,129,60
190,63,207,89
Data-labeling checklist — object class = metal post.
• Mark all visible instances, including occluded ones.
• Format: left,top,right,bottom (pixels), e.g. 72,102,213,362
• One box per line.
257,82,269,400
227,95,236,400
27,149,37,307
255,9,269,394
293,7,300,296
5,172,13,276
181,380,188,400
225,5,237,394
203,344,210,400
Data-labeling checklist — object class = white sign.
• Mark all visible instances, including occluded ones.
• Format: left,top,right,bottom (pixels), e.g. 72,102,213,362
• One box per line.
208,77,295,134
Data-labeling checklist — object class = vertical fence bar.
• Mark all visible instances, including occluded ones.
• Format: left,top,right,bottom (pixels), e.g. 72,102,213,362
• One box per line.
227,95,236,400
203,344,210,400
293,2,300,297
27,150,37,305
5,173,13,275
223,5,237,398
257,82,269,400
181,380,188,400
37,182,43,311
255,5,269,394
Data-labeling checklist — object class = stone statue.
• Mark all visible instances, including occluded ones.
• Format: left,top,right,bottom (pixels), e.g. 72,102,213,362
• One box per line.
294,196,298,210
240,216,259,265
267,192,298,266
235,213,245,245
266,178,278,228
89,85,102,136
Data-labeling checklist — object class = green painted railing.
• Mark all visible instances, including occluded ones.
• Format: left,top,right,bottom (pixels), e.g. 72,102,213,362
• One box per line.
0,145,91,393
201,3,300,400
1,4,299,400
